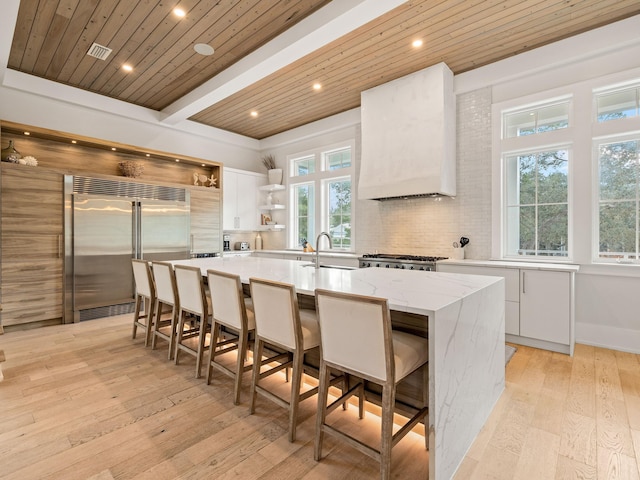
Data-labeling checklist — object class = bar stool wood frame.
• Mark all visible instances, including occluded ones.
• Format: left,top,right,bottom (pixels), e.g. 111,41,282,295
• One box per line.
150,261,180,360
206,269,255,405
314,288,429,480
131,259,156,347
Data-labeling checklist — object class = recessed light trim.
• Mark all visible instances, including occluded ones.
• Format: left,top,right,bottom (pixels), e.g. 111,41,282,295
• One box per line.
250,111,258,118
173,7,186,18
412,39,423,48
313,82,322,90
122,64,133,72
194,43,214,56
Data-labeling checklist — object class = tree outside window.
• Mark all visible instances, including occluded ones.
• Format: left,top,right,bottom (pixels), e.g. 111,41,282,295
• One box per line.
288,143,354,250
506,148,569,257
598,139,640,260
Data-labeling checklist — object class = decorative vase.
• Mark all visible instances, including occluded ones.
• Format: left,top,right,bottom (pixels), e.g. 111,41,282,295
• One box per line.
1,140,21,163
267,168,283,185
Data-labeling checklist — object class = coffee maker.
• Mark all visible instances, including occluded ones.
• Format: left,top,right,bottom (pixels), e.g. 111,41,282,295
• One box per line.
223,234,230,252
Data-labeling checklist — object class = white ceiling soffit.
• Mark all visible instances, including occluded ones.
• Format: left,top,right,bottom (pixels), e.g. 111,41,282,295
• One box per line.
159,0,408,125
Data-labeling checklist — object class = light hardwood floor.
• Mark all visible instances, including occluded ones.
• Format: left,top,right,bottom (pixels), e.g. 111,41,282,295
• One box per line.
0,315,638,479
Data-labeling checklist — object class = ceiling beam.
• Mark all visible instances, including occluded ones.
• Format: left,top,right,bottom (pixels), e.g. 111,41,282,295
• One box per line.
159,0,408,126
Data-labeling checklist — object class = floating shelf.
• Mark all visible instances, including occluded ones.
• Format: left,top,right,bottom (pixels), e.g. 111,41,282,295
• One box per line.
258,204,285,210
257,224,286,231
259,184,285,192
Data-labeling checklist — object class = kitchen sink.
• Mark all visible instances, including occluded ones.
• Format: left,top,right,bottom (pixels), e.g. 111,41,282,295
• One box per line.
301,263,356,270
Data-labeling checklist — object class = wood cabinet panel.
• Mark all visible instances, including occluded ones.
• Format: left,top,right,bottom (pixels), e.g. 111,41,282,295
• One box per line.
1,164,64,328
189,187,221,254
1,259,63,326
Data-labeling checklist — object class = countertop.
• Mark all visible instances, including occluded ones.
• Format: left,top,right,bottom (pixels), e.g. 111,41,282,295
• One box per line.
171,256,502,316
257,249,358,260
438,258,580,272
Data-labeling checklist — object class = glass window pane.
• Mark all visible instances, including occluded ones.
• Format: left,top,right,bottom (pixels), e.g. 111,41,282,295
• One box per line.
599,141,638,201
326,148,352,170
503,101,569,138
537,149,568,204
294,184,314,246
599,201,636,258
517,206,536,256
536,103,569,133
292,155,315,177
327,179,351,248
596,88,638,122
505,111,535,138
538,204,568,256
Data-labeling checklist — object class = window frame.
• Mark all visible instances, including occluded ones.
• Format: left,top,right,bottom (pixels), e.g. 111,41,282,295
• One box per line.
502,144,571,259
592,132,640,264
495,94,575,262
287,140,355,251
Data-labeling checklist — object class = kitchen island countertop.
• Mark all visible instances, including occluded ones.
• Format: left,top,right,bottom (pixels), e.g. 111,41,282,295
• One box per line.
170,256,505,480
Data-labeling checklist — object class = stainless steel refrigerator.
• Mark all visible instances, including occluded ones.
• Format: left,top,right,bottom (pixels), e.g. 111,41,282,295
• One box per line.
64,176,190,322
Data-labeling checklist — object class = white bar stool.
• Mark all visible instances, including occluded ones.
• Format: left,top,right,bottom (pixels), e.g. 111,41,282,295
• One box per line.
150,261,180,360
314,288,429,480
206,269,255,405
248,277,320,442
131,259,156,347
174,264,211,378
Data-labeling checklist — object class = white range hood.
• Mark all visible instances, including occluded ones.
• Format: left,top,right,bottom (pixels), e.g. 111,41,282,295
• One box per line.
358,62,456,200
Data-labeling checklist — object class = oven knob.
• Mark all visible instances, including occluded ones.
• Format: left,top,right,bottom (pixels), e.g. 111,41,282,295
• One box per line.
394,264,400,269
385,264,390,268
409,265,415,270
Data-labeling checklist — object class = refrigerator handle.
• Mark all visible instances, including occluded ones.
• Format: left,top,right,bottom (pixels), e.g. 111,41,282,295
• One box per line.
132,201,140,259
190,234,194,253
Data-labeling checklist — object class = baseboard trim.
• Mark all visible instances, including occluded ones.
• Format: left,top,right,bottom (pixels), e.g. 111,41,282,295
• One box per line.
576,322,640,354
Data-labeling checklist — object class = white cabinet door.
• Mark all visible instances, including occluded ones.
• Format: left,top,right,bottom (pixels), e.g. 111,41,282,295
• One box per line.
235,172,256,230
223,170,262,231
223,170,238,230
520,269,570,344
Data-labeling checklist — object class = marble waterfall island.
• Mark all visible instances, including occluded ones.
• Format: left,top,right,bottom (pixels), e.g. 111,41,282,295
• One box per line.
169,256,506,479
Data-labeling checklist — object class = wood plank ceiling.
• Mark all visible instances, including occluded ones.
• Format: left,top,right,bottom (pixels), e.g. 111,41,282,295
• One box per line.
8,0,640,140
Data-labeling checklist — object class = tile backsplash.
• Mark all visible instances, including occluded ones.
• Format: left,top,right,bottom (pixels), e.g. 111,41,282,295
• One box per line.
355,87,493,259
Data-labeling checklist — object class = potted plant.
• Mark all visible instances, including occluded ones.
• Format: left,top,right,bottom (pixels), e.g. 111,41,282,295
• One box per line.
261,154,282,185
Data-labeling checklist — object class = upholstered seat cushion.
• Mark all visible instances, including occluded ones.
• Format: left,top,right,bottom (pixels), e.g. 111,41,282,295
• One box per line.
392,331,429,382
299,308,320,349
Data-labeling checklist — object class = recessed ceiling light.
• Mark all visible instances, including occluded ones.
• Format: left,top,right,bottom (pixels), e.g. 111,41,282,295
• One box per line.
71,140,77,144
175,159,180,162
146,154,150,157
250,111,258,117
111,147,116,151
173,7,186,18
313,83,322,90
122,64,133,72
412,39,423,48
24,131,30,135
201,163,205,167
194,43,214,56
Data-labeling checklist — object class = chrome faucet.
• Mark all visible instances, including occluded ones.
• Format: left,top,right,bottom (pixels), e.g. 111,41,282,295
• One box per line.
314,232,333,268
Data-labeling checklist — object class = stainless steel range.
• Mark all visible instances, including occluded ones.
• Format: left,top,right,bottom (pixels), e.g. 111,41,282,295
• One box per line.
358,253,448,271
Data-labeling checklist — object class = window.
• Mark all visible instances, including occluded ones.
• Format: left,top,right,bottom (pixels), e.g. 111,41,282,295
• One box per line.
503,100,570,138
596,85,640,122
505,148,569,257
596,137,640,261
288,142,354,250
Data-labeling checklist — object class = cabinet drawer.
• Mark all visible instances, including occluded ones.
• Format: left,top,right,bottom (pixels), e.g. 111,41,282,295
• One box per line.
438,264,519,302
